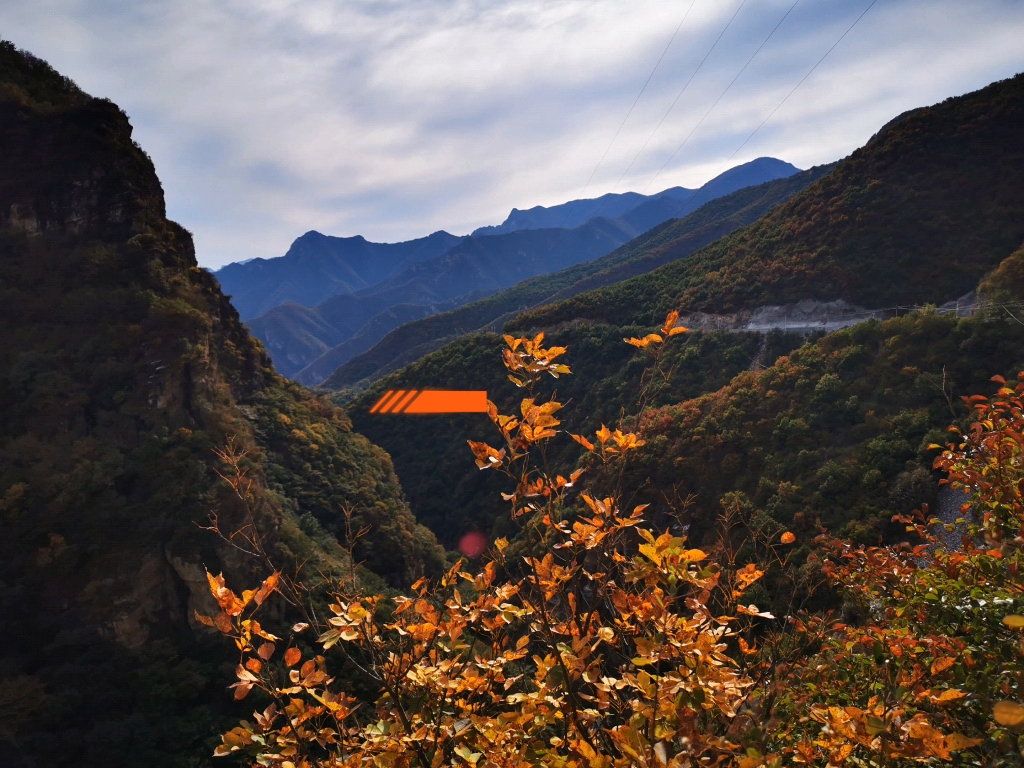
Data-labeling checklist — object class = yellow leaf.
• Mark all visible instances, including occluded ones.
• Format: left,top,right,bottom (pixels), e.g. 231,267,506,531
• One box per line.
946,733,983,750
828,744,854,765
576,740,597,760
994,700,1024,726
570,433,595,451
638,543,662,566
1003,615,1024,630
930,689,966,704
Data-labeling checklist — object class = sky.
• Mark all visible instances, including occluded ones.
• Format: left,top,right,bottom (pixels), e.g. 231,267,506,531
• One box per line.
3,0,1023,269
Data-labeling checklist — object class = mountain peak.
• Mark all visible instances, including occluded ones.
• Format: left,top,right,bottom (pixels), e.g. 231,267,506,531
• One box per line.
472,157,798,238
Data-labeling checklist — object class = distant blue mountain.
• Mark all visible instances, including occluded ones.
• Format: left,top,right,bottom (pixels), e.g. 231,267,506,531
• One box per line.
232,157,801,381
472,157,799,237
215,230,464,320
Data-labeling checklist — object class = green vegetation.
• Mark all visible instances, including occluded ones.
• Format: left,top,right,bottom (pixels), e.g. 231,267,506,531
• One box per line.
347,326,810,547
341,72,1024,553
620,309,1024,546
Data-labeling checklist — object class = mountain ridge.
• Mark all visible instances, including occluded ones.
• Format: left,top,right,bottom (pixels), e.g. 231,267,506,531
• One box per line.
319,163,834,390
256,157,802,383
470,157,798,236
215,229,464,320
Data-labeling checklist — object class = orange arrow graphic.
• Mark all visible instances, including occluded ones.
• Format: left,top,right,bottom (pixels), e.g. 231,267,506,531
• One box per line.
370,390,488,414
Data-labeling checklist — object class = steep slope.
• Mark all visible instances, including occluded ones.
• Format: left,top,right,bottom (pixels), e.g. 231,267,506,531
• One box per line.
470,157,797,236
510,73,1024,332
321,163,833,390
214,229,464,320
339,73,1024,550
0,42,442,767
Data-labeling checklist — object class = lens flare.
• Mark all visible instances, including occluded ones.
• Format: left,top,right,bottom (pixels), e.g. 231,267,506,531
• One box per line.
457,531,489,558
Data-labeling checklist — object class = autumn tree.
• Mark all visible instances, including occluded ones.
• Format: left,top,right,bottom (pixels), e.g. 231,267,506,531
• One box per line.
758,374,1024,766
199,315,794,768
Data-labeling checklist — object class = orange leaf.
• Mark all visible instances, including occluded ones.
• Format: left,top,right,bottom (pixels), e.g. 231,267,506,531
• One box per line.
233,683,253,700
994,700,1024,726
284,647,302,667
258,642,276,660
1003,615,1024,630
662,310,680,333
930,657,956,675
930,688,966,704
213,612,233,634
570,433,595,451
946,733,983,750
780,531,796,544
253,572,280,606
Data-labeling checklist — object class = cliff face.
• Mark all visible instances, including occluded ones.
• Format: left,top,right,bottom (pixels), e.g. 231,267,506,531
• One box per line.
0,42,442,767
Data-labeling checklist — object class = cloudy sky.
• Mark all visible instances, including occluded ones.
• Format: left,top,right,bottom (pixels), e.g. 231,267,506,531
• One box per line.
3,0,1023,268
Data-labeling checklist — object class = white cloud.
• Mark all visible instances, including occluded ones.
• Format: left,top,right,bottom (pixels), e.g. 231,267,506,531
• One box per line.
2,0,1023,267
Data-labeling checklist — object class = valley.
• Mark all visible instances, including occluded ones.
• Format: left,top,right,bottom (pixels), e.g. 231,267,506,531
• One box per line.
2,30,1024,768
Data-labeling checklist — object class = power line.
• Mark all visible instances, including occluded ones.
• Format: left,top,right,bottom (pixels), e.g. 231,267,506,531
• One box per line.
591,0,752,216
717,0,880,173
556,0,877,234
641,0,801,196
560,0,699,228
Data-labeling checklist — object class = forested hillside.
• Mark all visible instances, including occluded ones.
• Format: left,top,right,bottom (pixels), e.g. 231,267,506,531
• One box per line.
0,42,441,767
344,73,1024,551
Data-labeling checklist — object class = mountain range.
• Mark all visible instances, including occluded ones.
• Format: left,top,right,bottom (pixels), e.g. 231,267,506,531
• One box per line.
319,162,836,390
215,229,463,321
469,156,798,236
228,157,800,381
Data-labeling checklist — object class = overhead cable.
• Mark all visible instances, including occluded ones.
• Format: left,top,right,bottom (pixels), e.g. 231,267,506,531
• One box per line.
641,0,801,196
